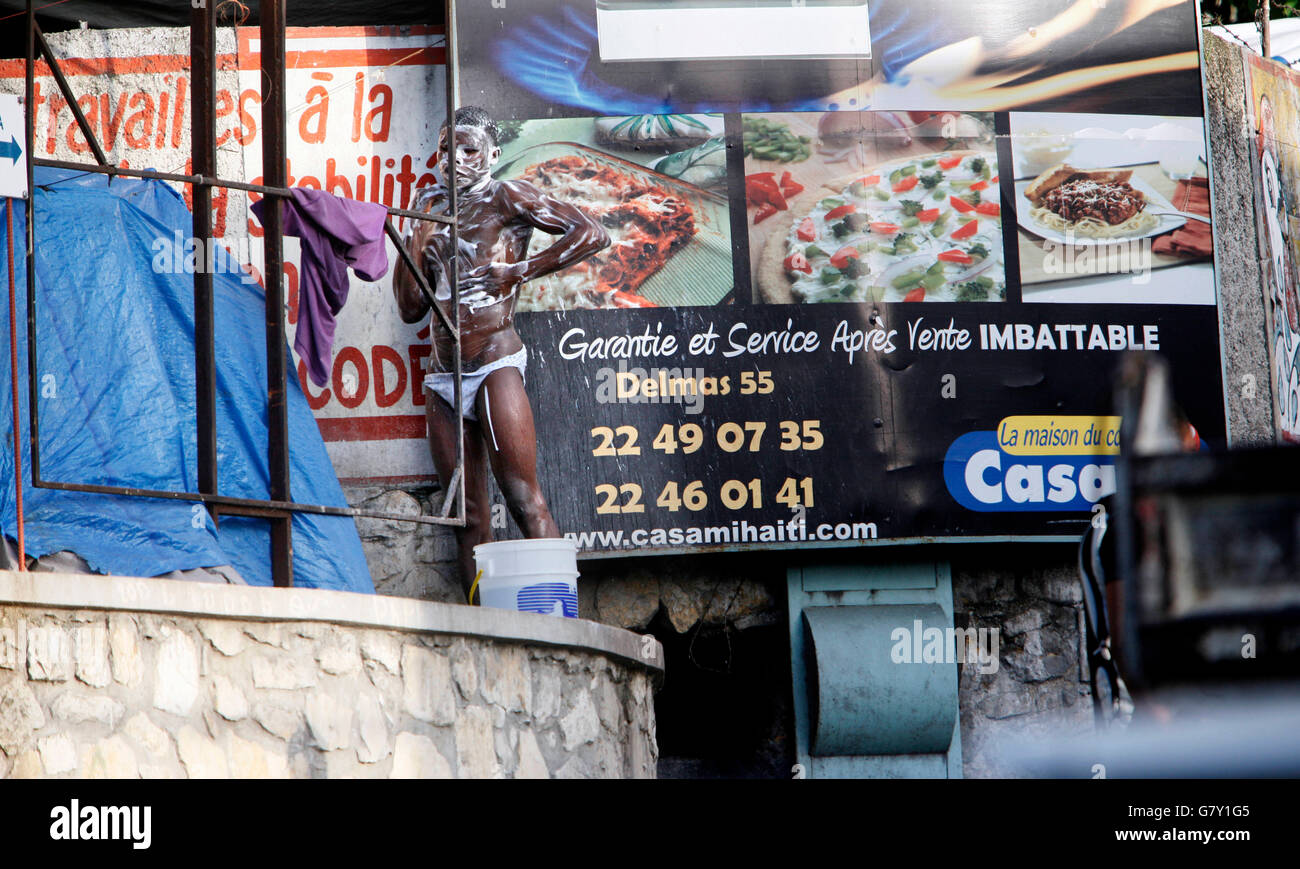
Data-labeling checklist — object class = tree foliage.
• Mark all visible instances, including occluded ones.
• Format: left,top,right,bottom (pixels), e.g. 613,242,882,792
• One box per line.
1203,1,1300,24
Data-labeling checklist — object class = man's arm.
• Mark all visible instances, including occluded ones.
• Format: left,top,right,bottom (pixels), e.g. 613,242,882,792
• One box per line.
499,180,611,282
392,191,439,323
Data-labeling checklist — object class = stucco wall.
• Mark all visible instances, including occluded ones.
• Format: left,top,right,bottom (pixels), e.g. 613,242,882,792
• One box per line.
0,572,662,779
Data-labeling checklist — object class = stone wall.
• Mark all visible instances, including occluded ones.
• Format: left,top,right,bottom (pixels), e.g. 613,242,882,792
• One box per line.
1203,31,1277,448
951,546,1093,778
0,572,661,779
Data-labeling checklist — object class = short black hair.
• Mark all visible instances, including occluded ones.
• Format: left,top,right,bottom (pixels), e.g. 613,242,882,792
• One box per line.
448,106,499,148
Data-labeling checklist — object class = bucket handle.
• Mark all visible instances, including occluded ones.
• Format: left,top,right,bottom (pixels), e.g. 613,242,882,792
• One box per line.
468,569,483,606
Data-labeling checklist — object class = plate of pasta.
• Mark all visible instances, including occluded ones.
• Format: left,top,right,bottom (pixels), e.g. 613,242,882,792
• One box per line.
1015,163,1183,246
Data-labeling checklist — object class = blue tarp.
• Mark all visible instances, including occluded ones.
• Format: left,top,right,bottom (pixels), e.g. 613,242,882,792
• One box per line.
0,167,373,593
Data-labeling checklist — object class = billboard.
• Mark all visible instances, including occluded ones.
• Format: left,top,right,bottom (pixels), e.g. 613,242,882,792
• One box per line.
443,0,1224,555
1244,52,1300,443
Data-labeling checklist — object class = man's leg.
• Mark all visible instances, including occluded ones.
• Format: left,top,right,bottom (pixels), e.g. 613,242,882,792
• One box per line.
424,390,490,598
476,366,560,538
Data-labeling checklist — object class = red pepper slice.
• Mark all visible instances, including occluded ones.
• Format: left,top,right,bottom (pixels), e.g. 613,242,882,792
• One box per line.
937,249,974,265
796,217,817,241
746,173,787,210
783,251,812,274
916,208,941,222
754,203,778,224
970,180,989,192
903,287,927,302
892,175,919,193
825,203,857,221
938,155,962,170
951,219,979,240
976,201,1001,217
869,221,901,234
829,246,860,269
950,195,976,213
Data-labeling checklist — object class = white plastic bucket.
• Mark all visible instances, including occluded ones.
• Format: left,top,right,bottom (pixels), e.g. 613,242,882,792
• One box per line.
472,538,579,618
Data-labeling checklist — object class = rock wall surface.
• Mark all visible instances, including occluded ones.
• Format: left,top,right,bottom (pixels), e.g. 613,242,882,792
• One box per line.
0,573,660,779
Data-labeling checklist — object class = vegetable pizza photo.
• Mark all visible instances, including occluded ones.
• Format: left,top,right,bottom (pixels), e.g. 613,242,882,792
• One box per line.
744,111,1006,304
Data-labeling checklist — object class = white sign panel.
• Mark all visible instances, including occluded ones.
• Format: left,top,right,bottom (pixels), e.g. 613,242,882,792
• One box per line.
0,94,27,199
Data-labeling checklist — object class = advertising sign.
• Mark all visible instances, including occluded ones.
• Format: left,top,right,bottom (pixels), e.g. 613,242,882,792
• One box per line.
0,94,26,199
1244,53,1300,443
441,0,1224,555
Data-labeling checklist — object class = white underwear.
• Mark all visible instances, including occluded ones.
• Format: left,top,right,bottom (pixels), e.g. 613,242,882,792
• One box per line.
423,347,527,423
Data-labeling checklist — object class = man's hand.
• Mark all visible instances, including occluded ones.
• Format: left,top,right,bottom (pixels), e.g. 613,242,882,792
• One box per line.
458,260,527,298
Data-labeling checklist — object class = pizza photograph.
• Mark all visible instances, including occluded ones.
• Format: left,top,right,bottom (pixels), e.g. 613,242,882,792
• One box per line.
745,111,1007,305
1009,112,1217,305
489,115,733,312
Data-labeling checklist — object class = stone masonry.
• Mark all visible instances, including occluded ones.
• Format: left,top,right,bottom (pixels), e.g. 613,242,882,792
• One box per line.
0,604,657,779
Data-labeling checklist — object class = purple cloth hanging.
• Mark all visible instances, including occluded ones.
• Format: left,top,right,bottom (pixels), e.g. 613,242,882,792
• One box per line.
251,188,389,387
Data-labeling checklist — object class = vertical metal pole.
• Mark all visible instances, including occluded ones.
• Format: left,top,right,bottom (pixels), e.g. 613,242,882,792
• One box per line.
24,0,38,489
7,199,24,570
261,0,293,586
191,0,218,520
445,0,464,523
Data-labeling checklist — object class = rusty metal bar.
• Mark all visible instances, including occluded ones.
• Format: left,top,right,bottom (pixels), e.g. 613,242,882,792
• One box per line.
7,198,24,570
446,0,465,526
30,158,453,225
32,22,109,169
24,0,38,488
29,477,465,527
261,0,293,587
191,0,218,521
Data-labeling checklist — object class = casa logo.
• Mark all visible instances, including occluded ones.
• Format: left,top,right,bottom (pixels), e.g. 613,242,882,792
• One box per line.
943,416,1121,512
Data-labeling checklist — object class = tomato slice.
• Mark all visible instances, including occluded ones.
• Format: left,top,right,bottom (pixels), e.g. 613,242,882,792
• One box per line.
796,217,817,241
938,155,962,170
903,287,926,302
781,180,805,197
892,175,919,193
870,221,901,234
949,195,975,213
784,251,813,274
969,180,989,192
951,219,979,240
990,175,999,184
916,208,941,222
858,174,882,186
976,201,1001,217
937,249,974,265
825,203,857,221
754,203,778,224
829,246,861,268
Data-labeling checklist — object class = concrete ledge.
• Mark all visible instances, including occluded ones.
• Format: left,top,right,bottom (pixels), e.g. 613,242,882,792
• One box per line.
0,570,662,676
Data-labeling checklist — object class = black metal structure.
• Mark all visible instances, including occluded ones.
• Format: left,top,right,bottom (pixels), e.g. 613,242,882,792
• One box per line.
19,0,466,587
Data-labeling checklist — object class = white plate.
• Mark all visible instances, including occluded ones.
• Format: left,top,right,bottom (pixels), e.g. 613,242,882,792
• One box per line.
1014,173,1186,247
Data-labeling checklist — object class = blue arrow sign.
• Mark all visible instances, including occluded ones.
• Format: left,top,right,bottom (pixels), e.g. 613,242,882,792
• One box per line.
0,134,20,165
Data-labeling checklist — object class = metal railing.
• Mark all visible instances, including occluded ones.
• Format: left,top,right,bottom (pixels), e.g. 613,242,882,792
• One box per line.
15,0,467,586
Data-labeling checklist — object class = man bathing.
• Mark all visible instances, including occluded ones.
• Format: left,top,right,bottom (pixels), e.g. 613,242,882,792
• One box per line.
393,106,610,598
